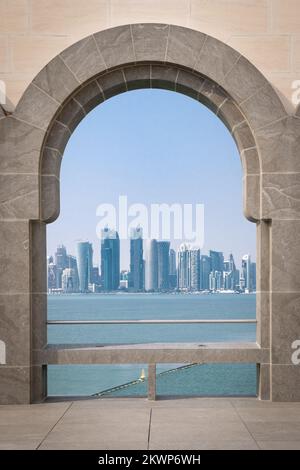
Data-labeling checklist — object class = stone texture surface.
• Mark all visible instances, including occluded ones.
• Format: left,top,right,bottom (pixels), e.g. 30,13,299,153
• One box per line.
272,365,300,402
0,367,30,405
256,116,300,173
14,83,60,131
0,294,31,366
194,36,240,85
0,221,30,294
60,36,106,83
271,293,300,365
131,23,169,62
2,397,300,448
271,220,300,292
94,25,135,69
33,56,80,104
0,117,44,174
124,65,151,91
0,174,39,220
166,25,206,70
262,172,300,220
243,174,260,222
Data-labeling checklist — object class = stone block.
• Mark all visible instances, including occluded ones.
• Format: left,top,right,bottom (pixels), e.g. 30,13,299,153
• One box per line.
166,25,206,70
0,221,30,294
0,117,44,174
14,84,59,131
0,294,31,366
94,25,135,69
0,367,30,405
131,23,169,62
33,56,80,104
60,36,106,83
262,172,300,220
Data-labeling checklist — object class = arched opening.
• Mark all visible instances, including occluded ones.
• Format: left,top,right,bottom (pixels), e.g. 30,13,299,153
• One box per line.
45,77,258,397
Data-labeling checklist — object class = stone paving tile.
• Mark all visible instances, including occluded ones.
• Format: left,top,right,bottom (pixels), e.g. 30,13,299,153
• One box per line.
257,441,300,450
39,407,150,450
1,399,300,450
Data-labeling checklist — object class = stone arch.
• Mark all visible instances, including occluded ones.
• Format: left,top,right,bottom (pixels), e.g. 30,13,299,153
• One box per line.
2,24,300,404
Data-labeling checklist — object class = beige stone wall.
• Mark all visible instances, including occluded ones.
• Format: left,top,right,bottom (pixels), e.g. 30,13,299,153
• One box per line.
0,0,299,112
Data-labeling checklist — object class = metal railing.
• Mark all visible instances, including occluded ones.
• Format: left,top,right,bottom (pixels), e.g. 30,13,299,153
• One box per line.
47,319,257,325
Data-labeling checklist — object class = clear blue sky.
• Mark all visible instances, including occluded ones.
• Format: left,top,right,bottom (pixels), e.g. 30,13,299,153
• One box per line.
47,89,256,270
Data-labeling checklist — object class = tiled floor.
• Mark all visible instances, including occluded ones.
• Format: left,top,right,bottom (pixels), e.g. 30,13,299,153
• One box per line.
1,398,300,450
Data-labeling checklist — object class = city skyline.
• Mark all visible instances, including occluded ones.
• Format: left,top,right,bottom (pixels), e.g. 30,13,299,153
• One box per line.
48,233,256,295
47,90,256,269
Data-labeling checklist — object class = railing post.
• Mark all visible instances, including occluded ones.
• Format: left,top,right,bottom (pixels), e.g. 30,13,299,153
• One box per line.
148,364,156,401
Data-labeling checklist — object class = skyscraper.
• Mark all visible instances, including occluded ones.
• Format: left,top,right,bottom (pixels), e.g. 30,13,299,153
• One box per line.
209,250,224,273
223,253,239,291
100,228,120,291
145,239,158,292
250,262,256,291
129,227,144,292
62,268,79,293
241,254,251,292
157,241,170,291
169,248,177,289
54,245,68,288
178,244,190,290
190,248,201,291
200,255,211,290
77,241,93,292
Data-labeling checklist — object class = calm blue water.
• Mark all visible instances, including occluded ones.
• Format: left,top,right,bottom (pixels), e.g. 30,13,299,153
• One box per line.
47,293,257,397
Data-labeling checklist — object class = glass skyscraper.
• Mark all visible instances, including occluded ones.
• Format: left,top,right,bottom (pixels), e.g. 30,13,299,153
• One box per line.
100,228,120,291
129,227,144,291
157,241,170,291
77,241,93,293
145,239,158,292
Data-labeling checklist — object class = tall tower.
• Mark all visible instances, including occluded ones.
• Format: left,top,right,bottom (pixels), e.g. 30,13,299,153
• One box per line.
157,241,170,291
100,228,120,291
190,248,201,291
241,254,251,293
178,244,190,290
129,227,144,291
145,239,158,291
54,245,68,288
77,241,93,293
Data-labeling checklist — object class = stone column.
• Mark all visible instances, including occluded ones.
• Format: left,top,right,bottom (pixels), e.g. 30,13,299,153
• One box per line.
270,220,300,401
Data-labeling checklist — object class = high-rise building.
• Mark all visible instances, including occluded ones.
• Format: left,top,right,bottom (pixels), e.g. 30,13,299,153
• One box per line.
209,250,224,272
250,262,256,291
157,241,170,291
177,244,200,291
54,245,68,288
145,239,158,292
223,253,239,291
62,268,79,293
190,248,201,291
200,255,211,290
100,228,120,291
47,256,57,292
169,248,177,289
77,241,93,292
129,227,144,291
209,271,222,291
178,244,190,290
241,254,251,293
